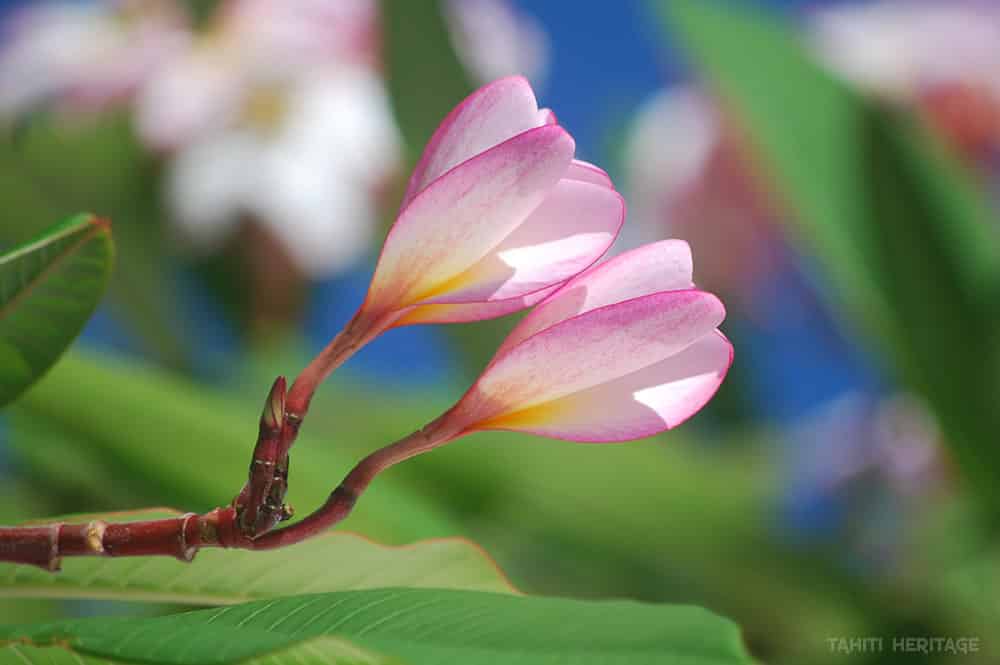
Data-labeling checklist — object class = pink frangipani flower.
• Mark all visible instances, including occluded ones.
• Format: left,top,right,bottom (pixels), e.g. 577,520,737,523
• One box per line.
287,76,624,418
251,240,732,549
362,75,624,328
255,240,733,548
426,240,733,443
245,85,728,543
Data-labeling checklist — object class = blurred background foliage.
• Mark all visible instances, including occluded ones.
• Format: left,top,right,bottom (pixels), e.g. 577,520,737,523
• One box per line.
0,0,998,663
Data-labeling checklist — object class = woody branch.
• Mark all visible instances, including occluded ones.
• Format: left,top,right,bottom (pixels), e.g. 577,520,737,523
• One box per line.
0,398,452,571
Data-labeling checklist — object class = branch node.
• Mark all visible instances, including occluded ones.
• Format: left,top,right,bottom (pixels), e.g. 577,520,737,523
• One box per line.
84,521,107,554
48,524,62,572
175,513,199,562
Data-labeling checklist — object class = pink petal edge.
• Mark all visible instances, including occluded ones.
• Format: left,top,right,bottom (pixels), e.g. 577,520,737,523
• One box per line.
565,160,613,189
497,239,695,356
450,289,727,429
401,76,543,208
478,330,733,442
361,124,575,317
413,179,625,306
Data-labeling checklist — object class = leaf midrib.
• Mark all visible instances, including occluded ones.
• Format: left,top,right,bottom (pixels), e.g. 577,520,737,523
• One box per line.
0,217,106,323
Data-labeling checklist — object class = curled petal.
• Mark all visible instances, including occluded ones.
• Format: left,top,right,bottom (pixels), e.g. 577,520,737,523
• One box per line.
417,179,624,305
363,124,574,317
401,75,544,207
481,331,733,441
452,289,726,429
498,240,695,355
565,159,613,189
395,282,559,327
537,107,557,125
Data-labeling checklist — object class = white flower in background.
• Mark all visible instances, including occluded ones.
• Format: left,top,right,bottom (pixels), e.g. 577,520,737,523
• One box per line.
136,0,401,278
786,393,945,568
0,0,187,117
166,69,399,277
624,2,1000,305
624,88,716,247
0,0,550,279
445,0,549,86
810,1,1000,100
810,1,1000,159
793,393,944,501
623,87,785,307
135,0,379,150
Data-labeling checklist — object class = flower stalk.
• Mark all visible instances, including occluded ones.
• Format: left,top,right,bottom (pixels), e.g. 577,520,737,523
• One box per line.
0,420,457,569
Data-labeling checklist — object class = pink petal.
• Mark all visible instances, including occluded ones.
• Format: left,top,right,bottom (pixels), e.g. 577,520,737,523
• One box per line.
401,76,544,207
480,331,733,441
451,290,726,429
416,179,624,305
537,108,557,125
396,285,559,326
362,124,575,316
565,160,613,189
497,240,695,355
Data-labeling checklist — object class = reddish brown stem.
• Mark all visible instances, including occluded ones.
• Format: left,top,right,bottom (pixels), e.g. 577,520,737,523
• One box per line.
284,311,368,440
0,509,244,571
0,419,460,569
236,311,390,539
253,418,457,549
233,376,294,538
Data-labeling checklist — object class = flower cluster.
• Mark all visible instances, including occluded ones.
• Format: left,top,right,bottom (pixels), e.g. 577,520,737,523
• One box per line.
287,76,732,448
228,75,734,543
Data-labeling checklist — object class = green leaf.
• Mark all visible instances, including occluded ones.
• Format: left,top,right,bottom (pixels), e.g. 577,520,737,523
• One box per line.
0,509,514,605
659,0,1000,523
860,109,1000,518
7,352,870,660
0,114,190,371
0,645,111,665
381,0,473,167
0,214,114,408
0,589,753,665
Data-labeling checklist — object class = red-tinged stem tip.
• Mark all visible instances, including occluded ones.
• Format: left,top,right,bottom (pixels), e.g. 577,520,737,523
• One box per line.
89,215,112,231
251,416,460,549
261,375,287,431
232,376,293,539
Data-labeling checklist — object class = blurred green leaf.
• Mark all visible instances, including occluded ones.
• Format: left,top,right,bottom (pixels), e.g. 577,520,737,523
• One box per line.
0,509,514,605
9,352,461,543
0,589,753,665
8,355,963,664
660,0,1000,524
0,646,110,664
0,215,113,408
289,382,879,663
0,115,190,370
294,381,880,662
8,350,868,661
183,0,220,27
381,0,473,167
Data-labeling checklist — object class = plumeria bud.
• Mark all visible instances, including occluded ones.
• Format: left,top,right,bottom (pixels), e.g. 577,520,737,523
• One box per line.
249,248,731,549
285,76,624,419
260,375,287,433
433,241,732,442
357,75,625,330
